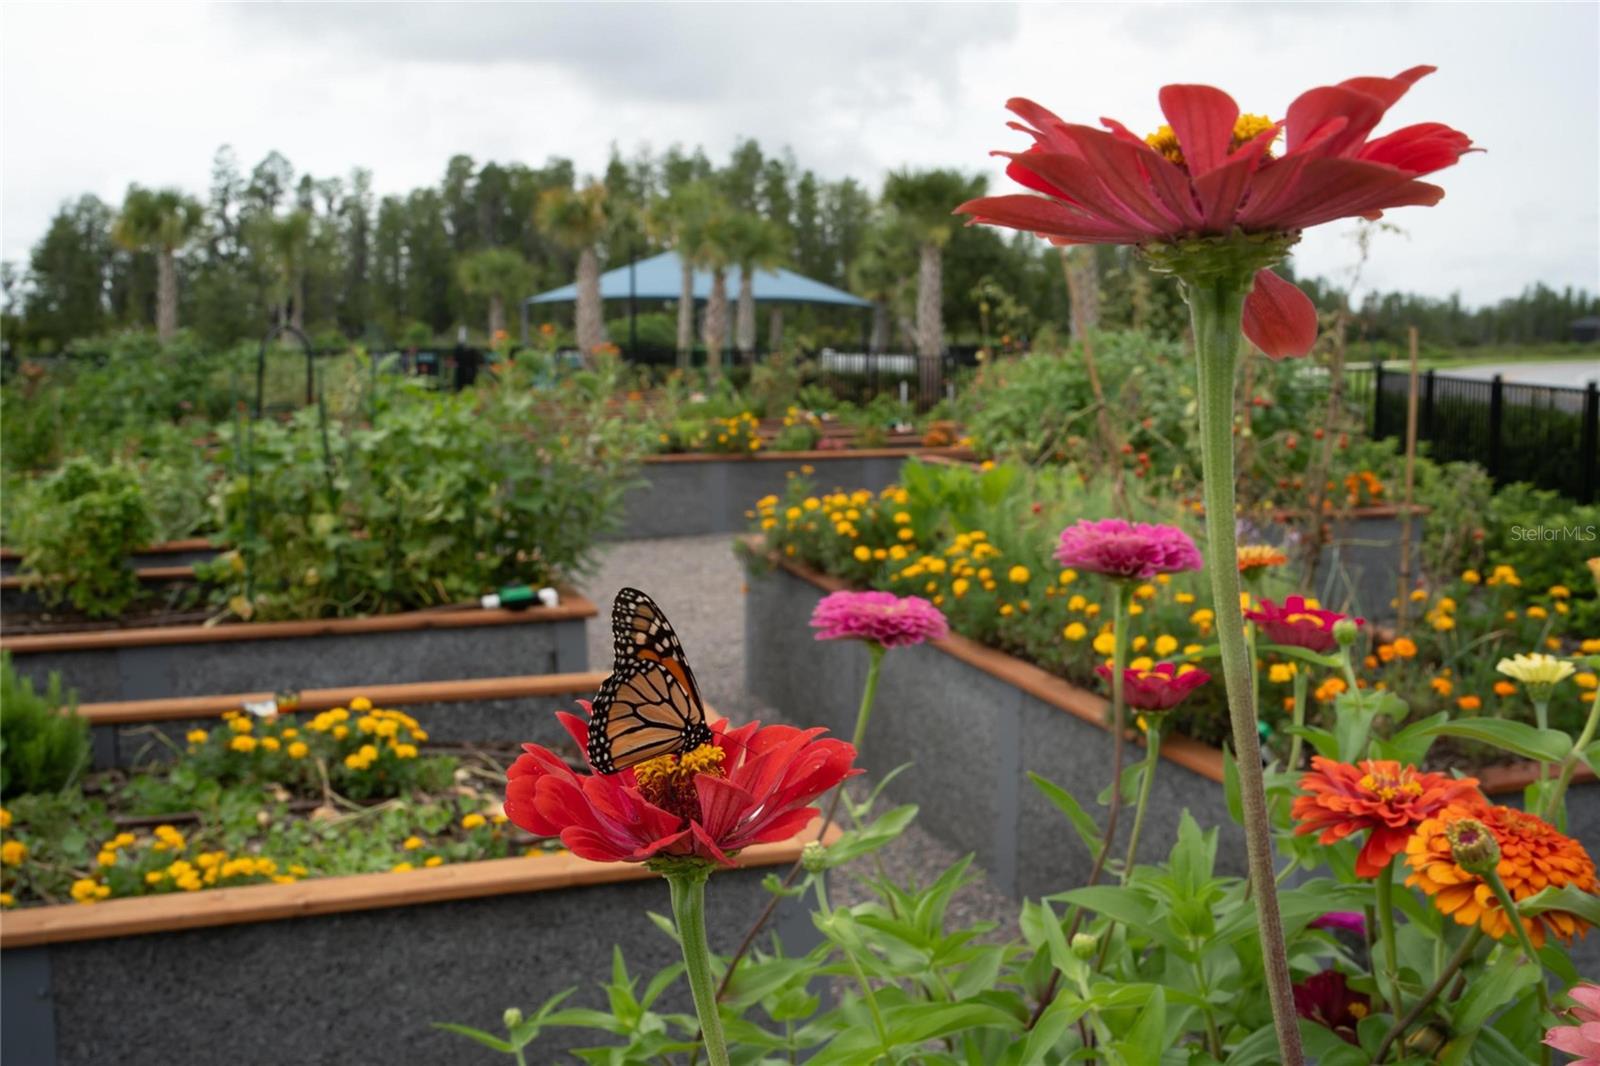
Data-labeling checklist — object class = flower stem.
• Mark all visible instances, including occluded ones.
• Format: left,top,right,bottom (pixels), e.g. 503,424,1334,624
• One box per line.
1286,667,1310,772
1484,869,1552,1066
1533,697,1550,733
1375,860,1404,1021
1372,929,1483,1064
1542,692,1600,821
666,866,730,1066
1122,719,1162,880
1188,273,1305,1066
819,641,886,831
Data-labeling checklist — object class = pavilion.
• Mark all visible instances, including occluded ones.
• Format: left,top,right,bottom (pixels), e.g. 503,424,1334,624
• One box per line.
520,250,871,356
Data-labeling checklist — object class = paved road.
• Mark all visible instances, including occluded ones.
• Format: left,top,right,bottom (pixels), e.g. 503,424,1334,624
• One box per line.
1437,360,1600,389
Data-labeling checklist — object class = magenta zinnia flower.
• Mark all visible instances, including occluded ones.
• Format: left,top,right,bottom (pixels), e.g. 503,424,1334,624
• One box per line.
1095,661,1211,711
1246,595,1363,653
1292,970,1371,1045
809,590,948,648
1309,911,1367,937
1055,519,1202,580
1545,984,1600,1064
957,67,1474,358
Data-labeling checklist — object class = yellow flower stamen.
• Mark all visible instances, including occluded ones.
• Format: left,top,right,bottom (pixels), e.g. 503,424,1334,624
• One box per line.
634,744,727,821
1144,113,1278,167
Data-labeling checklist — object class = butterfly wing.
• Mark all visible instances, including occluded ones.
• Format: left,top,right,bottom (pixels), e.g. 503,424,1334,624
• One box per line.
587,588,712,773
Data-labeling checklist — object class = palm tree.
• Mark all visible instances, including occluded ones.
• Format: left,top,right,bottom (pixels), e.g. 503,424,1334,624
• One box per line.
848,218,917,355
649,182,717,368
266,210,312,331
537,182,610,361
457,247,531,338
697,212,736,380
722,213,788,363
881,169,987,401
112,185,204,341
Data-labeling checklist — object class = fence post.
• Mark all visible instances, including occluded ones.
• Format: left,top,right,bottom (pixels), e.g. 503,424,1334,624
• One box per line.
1583,381,1599,504
1487,373,1505,483
1371,358,1384,437
1423,369,1437,440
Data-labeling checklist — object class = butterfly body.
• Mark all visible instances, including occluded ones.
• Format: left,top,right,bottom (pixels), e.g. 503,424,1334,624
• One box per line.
587,588,712,774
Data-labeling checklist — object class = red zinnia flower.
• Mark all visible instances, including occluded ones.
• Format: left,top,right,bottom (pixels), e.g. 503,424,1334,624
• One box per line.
1095,661,1211,711
958,68,1475,358
1292,970,1371,1045
1246,595,1363,653
505,704,859,866
1292,756,1481,878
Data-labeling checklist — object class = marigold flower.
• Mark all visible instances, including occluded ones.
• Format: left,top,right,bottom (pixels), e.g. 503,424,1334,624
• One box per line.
1,840,27,865
505,706,859,866
958,68,1473,358
1063,622,1088,641
1246,595,1363,653
810,590,948,648
1544,984,1600,1063
1493,680,1517,697
1456,695,1481,712
1292,970,1371,1045
1405,801,1599,947
1054,519,1202,580
1292,757,1480,877
1392,637,1417,658
1095,661,1212,712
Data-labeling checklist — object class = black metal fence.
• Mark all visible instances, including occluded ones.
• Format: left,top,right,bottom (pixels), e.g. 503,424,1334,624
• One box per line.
1363,362,1600,501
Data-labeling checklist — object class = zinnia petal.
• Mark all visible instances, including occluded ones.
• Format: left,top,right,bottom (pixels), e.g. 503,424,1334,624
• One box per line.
1157,83,1240,177
1242,270,1319,360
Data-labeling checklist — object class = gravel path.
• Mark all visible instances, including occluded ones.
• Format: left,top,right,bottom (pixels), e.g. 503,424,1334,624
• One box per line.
579,534,1020,941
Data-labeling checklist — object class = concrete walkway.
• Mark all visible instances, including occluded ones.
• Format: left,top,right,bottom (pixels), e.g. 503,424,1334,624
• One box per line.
1434,360,1599,389
580,534,1019,938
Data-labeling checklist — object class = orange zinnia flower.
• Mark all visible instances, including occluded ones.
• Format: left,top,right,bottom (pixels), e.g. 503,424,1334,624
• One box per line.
1292,757,1481,878
1406,802,1599,947
1237,545,1289,574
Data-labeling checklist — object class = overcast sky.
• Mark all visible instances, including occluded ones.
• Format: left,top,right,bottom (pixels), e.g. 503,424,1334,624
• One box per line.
3,2,1596,306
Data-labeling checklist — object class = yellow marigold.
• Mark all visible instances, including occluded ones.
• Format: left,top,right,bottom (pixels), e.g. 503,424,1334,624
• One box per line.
1,840,27,865
1432,615,1456,632
186,729,209,745
952,578,970,597
229,735,258,754
853,545,871,563
0,808,10,830
259,737,280,752
403,836,424,851
1063,622,1087,642
1456,695,1481,711
1578,673,1599,690
462,813,487,830
424,856,444,867
1268,663,1297,684
1583,639,1600,655
1009,565,1031,585
1392,637,1418,659
1430,677,1454,698
1175,592,1196,605
287,741,309,759
1134,583,1157,600
70,878,109,904
1092,631,1116,656
1314,677,1348,702
1461,569,1481,585
1058,569,1077,585
1550,585,1572,599
1406,802,1598,947
391,862,414,873
1527,605,1549,620
1154,635,1178,657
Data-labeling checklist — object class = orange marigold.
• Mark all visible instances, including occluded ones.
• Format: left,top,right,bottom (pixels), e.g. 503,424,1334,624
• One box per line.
1292,757,1481,878
1405,801,1599,947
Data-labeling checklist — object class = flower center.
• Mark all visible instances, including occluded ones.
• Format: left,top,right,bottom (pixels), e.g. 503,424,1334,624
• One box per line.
1358,769,1424,803
1144,113,1277,167
634,744,726,821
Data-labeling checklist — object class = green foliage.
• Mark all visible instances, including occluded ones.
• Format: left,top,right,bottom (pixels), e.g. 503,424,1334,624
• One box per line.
0,653,87,799
14,456,155,616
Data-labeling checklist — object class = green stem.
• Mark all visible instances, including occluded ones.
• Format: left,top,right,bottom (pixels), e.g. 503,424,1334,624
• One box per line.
1287,667,1310,773
819,641,886,833
666,867,731,1066
1543,692,1600,821
1533,697,1550,733
1484,869,1552,1066
1189,273,1305,1066
814,863,893,1063
1375,861,1404,1021
1372,929,1483,1064
1121,719,1162,881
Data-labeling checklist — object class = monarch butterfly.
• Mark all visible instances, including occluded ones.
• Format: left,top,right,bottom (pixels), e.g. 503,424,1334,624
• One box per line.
586,587,713,774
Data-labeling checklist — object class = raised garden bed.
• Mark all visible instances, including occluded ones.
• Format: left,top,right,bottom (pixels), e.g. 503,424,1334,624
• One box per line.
0,836,825,1066
0,539,220,577
0,591,596,702
619,447,973,539
744,552,1599,966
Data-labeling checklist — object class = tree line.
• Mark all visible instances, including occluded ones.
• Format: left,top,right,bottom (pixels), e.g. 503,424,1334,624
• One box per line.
2,140,1592,359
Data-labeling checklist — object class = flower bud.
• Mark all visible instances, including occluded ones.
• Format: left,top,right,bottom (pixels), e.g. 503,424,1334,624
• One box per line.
502,1008,523,1030
1447,818,1501,875
1405,1022,1449,1057
1332,618,1360,647
802,841,829,873
1070,932,1098,959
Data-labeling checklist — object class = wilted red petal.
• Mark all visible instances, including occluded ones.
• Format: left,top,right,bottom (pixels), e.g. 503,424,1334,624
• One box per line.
1158,83,1239,176
1242,270,1319,360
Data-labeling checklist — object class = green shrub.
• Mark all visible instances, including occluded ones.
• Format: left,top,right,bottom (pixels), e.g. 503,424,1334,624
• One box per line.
0,652,87,798
15,457,156,617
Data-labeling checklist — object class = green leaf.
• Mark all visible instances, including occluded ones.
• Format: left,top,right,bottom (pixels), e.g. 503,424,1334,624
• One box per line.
1419,719,1570,763
1518,883,1600,926
1259,643,1345,669
430,1023,515,1054
1111,986,1165,1066
1019,992,1087,1065
1027,773,1103,857
1371,711,1448,766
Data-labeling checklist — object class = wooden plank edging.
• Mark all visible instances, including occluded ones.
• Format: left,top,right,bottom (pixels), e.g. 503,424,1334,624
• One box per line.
0,588,597,654
0,824,840,950
758,546,1583,798
75,672,610,725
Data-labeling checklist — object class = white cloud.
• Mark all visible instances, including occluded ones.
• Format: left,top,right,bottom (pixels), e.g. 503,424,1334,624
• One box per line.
2,1,1594,305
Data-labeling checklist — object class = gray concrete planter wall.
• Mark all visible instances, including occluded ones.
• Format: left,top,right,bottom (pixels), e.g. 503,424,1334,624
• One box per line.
1,541,220,578
745,560,1600,925
617,449,970,539
1260,508,1427,623
1,851,819,1066
2,595,596,704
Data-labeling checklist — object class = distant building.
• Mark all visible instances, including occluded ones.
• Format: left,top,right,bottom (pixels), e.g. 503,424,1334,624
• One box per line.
1573,316,1600,343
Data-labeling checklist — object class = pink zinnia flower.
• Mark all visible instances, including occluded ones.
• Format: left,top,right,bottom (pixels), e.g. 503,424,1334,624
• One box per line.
1310,911,1367,937
505,704,859,866
1546,984,1600,1065
957,68,1475,358
1246,595,1363,653
1095,661,1211,712
1054,518,1202,580
809,590,948,648
1292,970,1370,1045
